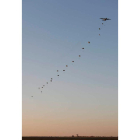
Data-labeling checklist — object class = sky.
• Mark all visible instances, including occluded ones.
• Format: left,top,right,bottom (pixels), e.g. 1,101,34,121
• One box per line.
22,0,118,137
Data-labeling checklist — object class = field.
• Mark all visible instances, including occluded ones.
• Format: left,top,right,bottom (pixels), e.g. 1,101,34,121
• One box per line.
22,137,118,140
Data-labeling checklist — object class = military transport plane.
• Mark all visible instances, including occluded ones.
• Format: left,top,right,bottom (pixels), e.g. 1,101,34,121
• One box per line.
100,18,111,21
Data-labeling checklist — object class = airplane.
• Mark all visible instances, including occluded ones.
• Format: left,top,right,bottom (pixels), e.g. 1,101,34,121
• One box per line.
100,18,111,21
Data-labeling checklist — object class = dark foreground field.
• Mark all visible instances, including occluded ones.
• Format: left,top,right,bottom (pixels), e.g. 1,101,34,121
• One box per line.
22,137,118,140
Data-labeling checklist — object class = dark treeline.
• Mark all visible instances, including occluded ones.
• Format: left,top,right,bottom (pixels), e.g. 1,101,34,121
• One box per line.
22,136,118,140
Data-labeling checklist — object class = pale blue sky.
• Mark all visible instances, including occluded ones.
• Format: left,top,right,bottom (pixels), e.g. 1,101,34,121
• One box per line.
23,0,118,136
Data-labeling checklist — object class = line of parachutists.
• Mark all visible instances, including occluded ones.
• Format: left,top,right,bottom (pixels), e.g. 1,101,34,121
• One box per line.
31,18,110,97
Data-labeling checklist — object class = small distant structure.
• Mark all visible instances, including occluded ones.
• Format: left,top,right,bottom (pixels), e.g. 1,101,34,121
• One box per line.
72,135,74,137
76,134,78,137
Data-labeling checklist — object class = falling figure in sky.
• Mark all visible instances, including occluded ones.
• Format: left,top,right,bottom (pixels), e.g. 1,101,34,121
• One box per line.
57,75,59,76
31,96,33,97
63,70,65,71
99,34,100,36
99,28,100,30
82,48,84,49
66,65,68,67
72,61,74,62
46,82,48,84
57,70,59,72
88,41,90,44
50,80,52,82
79,55,81,57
